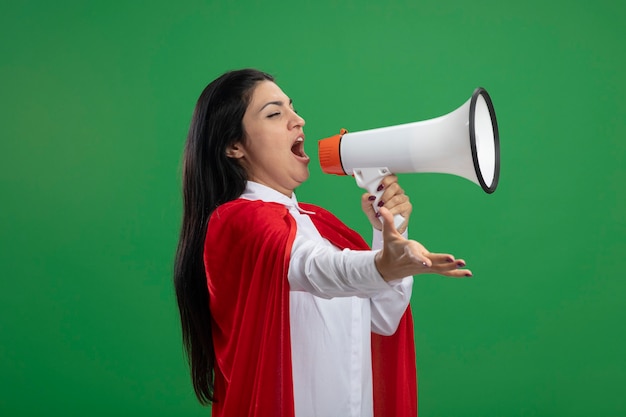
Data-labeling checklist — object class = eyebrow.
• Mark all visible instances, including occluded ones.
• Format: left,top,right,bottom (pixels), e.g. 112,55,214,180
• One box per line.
258,98,293,113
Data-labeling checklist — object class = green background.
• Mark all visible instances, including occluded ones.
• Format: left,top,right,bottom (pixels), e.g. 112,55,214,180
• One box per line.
1,0,624,416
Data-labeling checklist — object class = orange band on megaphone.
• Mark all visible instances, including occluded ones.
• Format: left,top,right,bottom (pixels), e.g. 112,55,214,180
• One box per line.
318,128,348,175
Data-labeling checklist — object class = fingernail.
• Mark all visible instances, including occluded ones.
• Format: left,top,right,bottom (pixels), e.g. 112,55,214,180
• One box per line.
368,195,376,201
465,273,473,277
377,184,384,192
375,212,381,218
447,257,455,263
377,200,384,207
457,261,466,267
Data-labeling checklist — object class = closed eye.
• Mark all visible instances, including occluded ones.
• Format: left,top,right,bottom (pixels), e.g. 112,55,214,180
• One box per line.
267,112,280,118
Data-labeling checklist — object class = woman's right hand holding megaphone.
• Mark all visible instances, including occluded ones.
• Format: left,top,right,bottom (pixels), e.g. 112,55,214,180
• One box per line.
374,205,473,281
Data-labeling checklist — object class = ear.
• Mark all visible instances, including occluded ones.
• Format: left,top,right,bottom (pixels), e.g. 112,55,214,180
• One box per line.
225,142,244,159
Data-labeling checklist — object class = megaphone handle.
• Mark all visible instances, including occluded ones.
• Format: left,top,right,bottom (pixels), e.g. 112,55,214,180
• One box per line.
353,167,405,230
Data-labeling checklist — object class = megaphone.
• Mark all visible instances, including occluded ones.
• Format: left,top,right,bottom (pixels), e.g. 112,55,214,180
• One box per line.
318,87,500,228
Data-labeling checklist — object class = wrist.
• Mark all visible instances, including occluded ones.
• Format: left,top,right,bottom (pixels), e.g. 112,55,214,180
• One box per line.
374,250,390,282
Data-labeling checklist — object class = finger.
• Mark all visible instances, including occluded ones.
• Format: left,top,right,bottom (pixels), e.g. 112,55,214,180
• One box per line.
379,174,399,188
378,182,404,207
428,253,456,265
428,253,469,269
439,268,473,278
379,194,411,217
361,192,377,216
379,206,402,238
375,175,402,206
378,206,395,232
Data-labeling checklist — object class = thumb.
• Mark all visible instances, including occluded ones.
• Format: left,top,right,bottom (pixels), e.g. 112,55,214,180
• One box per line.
379,207,400,238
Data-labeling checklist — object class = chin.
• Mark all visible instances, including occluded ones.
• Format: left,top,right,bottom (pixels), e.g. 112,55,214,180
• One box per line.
292,173,310,190
299,169,311,183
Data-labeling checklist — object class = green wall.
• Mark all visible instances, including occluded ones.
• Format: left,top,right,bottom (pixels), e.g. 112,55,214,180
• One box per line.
1,1,624,416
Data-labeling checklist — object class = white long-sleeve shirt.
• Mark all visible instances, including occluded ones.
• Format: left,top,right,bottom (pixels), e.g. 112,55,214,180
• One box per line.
241,182,413,417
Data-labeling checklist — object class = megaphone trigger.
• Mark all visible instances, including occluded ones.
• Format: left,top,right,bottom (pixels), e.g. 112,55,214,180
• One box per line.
353,167,406,230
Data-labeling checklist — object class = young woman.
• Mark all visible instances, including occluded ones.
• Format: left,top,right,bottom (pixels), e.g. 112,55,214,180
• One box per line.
174,69,471,417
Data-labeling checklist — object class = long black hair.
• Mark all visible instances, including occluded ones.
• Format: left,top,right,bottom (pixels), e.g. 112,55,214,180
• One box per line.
174,69,274,404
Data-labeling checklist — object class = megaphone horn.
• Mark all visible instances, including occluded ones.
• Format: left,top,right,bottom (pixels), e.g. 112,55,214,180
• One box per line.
318,87,500,228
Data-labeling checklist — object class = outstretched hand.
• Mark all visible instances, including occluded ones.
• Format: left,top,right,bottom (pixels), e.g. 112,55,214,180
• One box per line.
374,206,473,281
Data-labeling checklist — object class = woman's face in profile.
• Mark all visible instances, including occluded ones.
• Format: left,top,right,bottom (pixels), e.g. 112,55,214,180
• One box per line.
228,80,310,196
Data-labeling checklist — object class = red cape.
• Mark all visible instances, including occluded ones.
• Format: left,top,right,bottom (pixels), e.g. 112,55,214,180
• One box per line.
205,199,417,417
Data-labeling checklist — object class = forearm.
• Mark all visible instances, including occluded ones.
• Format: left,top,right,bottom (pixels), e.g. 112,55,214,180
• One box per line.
288,237,391,299
370,276,413,335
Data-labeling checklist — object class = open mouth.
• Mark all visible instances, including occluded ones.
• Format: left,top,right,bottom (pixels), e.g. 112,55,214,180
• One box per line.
291,137,308,159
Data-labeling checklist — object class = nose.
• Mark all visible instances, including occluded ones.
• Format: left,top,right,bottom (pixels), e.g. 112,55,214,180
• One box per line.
289,109,305,129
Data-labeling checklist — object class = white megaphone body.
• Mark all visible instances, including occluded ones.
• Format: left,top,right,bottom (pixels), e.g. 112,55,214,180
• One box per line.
318,87,500,228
